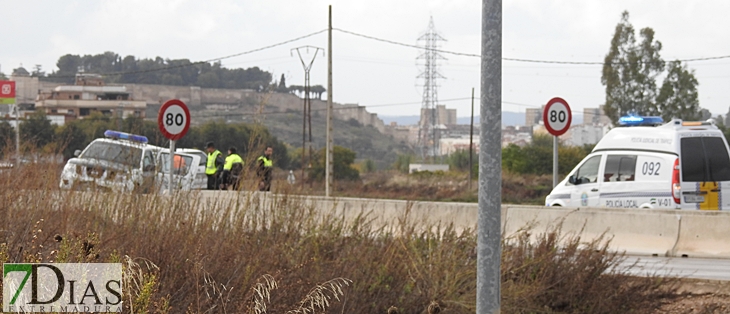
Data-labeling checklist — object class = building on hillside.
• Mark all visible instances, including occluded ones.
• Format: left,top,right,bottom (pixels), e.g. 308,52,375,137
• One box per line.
565,124,610,147
9,73,40,107
525,106,544,127
502,125,533,147
419,104,456,127
583,106,611,126
384,122,414,144
35,73,146,122
439,137,479,156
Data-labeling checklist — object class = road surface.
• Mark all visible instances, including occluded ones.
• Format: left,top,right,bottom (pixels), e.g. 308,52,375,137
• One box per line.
623,255,730,281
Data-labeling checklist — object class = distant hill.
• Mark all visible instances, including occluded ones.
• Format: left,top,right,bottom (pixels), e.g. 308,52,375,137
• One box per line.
380,111,568,126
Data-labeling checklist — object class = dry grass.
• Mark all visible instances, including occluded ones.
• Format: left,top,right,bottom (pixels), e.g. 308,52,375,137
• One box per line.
0,163,697,313
328,170,552,204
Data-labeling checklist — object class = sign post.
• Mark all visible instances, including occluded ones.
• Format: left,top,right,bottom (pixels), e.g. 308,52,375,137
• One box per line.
158,99,191,195
1,81,18,167
543,97,572,187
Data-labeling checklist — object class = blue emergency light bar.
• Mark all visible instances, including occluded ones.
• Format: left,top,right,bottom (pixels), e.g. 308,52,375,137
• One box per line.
618,115,663,127
104,130,149,143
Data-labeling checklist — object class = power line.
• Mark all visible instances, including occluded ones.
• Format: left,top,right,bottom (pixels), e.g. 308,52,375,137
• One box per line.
45,29,328,79
334,28,730,65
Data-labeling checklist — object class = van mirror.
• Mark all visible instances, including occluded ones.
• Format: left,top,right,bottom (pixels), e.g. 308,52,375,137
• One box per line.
73,150,82,157
568,175,577,185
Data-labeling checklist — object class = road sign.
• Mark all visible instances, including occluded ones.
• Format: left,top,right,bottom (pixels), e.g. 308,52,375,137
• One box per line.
0,81,16,105
543,97,572,136
158,99,191,141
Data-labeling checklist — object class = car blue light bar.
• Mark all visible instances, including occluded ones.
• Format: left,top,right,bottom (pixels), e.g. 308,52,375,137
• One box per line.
618,115,663,127
104,130,148,143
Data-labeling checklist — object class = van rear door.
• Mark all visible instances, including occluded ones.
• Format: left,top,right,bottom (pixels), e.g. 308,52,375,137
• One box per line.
157,152,202,191
679,135,730,210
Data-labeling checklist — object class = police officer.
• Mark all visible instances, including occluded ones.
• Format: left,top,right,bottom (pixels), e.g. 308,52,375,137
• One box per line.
221,147,244,190
205,142,224,190
257,146,273,191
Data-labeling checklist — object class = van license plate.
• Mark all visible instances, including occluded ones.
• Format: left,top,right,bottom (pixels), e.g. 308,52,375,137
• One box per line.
684,195,705,203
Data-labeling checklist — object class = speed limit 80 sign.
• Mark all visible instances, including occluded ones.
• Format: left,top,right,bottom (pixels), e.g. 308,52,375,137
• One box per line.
158,99,191,140
543,97,572,136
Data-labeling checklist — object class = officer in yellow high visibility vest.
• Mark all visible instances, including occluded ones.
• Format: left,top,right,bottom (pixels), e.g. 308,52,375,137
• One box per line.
205,142,224,190
221,147,244,190
256,146,274,191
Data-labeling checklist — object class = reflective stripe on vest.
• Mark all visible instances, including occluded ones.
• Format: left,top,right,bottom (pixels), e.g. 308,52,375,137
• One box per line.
224,154,243,171
206,150,221,175
257,156,273,167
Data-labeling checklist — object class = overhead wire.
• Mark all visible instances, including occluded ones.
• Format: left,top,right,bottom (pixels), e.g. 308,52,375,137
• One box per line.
45,29,328,79
35,27,730,81
333,28,730,65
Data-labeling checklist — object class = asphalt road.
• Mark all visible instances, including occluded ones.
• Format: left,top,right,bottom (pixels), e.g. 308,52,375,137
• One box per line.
622,255,730,281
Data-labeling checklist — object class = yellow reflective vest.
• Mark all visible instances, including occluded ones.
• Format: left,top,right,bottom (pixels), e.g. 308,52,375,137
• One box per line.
224,154,243,171
257,156,273,167
206,150,222,175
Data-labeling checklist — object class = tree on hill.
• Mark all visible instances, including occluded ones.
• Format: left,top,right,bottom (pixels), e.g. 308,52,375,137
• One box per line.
12,67,30,76
44,52,272,91
601,11,703,124
277,74,288,93
311,85,326,100
309,146,359,181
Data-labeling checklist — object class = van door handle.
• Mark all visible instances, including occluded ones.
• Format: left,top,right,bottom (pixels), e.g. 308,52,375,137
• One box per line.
591,188,599,192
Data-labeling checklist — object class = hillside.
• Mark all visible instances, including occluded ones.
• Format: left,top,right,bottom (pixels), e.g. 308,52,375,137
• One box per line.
255,109,413,169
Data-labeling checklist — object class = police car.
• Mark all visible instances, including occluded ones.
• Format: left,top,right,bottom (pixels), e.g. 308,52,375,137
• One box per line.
59,130,201,193
546,116,730,210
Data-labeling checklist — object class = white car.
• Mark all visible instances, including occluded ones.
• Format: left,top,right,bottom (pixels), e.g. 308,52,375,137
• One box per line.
546,116,730,210
59,130,200,193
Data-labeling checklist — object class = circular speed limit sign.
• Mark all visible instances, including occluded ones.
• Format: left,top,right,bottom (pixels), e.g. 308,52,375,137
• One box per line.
158,99,191,140
543,97,572,136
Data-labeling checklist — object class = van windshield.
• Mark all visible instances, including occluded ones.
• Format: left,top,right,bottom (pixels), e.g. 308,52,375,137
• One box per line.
80,141,143,167
680,137,730,182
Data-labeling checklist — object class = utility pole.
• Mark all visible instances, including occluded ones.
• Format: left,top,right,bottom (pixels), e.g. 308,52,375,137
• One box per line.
14,104,20,167
469,87,475,191
292,46,324,190
326,5,334,197
478,0,502,313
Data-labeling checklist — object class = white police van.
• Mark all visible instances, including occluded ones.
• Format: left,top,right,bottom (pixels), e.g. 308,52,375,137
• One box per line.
546,116,730,210
177,148,207,190
59,130,201,193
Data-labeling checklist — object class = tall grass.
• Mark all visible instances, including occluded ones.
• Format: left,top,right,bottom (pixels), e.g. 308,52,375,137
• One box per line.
0,163,684,313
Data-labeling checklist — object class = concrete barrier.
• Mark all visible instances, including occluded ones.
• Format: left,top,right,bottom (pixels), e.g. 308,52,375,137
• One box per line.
46,190,728,258
673,211,730,258
503,206,680,256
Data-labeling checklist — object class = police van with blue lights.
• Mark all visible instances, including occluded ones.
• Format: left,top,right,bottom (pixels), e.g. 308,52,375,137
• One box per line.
546,115,730,210
59,130,201,193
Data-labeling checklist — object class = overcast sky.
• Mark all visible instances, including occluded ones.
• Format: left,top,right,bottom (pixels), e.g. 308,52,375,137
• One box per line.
3,0,729,121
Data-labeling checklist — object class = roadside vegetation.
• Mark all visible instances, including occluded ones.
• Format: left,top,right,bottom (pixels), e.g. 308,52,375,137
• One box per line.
2,164,723,313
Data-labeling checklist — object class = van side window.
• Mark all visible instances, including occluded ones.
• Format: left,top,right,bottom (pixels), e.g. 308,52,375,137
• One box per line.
603,155,637,182
681,137,730,182
568,155,601,185
143,151,155,171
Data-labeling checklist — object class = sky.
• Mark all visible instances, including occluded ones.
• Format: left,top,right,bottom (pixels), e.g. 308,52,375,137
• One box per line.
3,0,730,121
